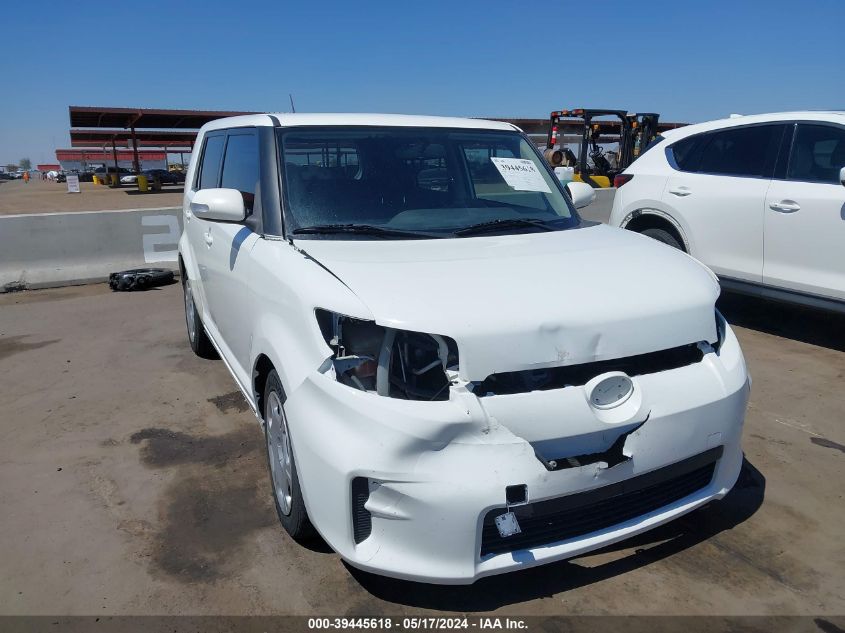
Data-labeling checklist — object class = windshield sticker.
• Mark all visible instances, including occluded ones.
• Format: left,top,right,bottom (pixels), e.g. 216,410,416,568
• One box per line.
489,157,552,193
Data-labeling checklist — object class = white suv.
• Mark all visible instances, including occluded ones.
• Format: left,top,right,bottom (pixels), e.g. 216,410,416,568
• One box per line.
610,111,845,312
179,113,749,584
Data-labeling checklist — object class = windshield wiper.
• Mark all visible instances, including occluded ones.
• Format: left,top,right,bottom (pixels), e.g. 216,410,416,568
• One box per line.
292,223,442,239
453,217,556,236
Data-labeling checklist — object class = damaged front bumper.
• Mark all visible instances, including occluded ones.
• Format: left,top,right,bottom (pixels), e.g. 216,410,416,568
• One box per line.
283,325,750,584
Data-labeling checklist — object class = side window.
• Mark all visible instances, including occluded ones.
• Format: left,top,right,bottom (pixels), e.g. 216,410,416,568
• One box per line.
787,124,845,184
667,134,704,171
197,134,225,190
221,131,260,212
669,125,782,177
697,125,781,177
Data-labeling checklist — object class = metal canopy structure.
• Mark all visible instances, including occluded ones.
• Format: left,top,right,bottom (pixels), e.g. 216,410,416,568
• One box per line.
67,106,258,177
68,106,258,129
69,129,195,150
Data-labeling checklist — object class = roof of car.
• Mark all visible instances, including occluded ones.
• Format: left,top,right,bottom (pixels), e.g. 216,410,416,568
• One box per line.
198,113,521,134
663,110,845,139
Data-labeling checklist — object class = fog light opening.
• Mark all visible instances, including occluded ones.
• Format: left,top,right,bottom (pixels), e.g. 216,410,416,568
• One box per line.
351,477,372,544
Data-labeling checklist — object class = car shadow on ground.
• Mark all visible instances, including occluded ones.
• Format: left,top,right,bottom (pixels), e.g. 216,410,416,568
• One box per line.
347,458,765,611
717,291,845,352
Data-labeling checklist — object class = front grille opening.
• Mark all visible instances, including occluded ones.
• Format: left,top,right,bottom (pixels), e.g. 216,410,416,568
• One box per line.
473,343,704,396
480,446,722,557
351,477,372,544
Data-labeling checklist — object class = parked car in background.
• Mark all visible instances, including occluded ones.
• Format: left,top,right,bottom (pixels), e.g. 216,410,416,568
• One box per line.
94,167,134,182
121,168,184,185
179,113,750,584
610,111,845,313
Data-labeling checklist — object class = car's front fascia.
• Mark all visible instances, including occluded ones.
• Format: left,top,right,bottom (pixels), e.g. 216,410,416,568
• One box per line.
281,300,748,584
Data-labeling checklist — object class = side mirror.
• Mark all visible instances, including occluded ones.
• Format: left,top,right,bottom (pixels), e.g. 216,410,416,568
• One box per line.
190,188,246,222
840,166,845,187
565,181,596,209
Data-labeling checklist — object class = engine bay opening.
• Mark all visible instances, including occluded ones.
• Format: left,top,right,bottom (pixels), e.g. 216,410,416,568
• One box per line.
317,309,458,401
534,418,647,471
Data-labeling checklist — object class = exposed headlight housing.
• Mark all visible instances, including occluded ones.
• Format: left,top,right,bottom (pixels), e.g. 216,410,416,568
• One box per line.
315,309,459,401
714,308,727,352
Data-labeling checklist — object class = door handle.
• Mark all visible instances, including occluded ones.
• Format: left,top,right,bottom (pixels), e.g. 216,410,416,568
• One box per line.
668,187,691,197
204,230,213,246
769,200,800,213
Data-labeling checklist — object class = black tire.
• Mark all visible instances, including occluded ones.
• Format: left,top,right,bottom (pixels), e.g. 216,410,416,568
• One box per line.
263,369,315,542
182,277,217,359
641,227,684,251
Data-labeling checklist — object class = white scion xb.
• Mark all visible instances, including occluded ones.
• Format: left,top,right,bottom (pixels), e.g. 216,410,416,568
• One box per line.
179,113,750,584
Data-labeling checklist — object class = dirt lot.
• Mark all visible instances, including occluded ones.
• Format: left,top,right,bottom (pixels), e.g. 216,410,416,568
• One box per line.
0,178,183,215
0,283,843,616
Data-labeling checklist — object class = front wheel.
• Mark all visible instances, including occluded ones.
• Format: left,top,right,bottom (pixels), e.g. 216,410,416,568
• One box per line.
264,369,314,541
182,278,216,358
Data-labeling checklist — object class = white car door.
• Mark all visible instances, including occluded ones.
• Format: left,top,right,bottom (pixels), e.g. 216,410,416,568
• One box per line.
200,129,261,380
662,124,786,283
763,123,845,300
185,131,227,333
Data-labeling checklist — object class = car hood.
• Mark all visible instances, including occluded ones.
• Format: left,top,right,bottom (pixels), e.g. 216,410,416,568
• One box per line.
294,224,719,381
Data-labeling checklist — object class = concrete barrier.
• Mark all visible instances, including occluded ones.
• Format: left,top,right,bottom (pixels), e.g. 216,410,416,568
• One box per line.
0,189,617,293
0,207,182,292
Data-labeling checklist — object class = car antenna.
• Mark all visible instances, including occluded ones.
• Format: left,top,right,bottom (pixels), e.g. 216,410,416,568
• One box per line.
289,94,296,113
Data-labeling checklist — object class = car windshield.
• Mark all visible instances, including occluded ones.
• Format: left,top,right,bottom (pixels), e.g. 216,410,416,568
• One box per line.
278,127,579,238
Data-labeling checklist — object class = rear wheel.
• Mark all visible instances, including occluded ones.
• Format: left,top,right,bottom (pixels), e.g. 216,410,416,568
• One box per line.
641,227,684,251
182,278,216,358
264,369,314,541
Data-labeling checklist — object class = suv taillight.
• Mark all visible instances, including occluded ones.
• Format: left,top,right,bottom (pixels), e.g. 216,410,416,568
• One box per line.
614,174,634,188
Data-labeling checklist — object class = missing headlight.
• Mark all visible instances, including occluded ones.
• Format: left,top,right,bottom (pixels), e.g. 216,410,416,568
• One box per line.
315,309,458,401
714,309,727,353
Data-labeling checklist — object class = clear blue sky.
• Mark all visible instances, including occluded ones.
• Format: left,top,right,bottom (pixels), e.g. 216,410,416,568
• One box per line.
2,0,843,165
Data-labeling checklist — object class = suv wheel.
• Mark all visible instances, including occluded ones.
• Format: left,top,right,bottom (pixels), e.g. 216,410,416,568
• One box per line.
182,278,216,358
264,369,314,541
641,227,684,251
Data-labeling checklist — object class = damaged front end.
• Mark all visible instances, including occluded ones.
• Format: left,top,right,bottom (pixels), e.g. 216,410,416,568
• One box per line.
284,305,748,583
311,308,735,479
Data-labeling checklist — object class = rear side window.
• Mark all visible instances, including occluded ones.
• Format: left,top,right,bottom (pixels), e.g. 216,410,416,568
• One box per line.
787,124,845,184
669,124,783,177
221,131,259,212
197,134,225,190
667,134,701,171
